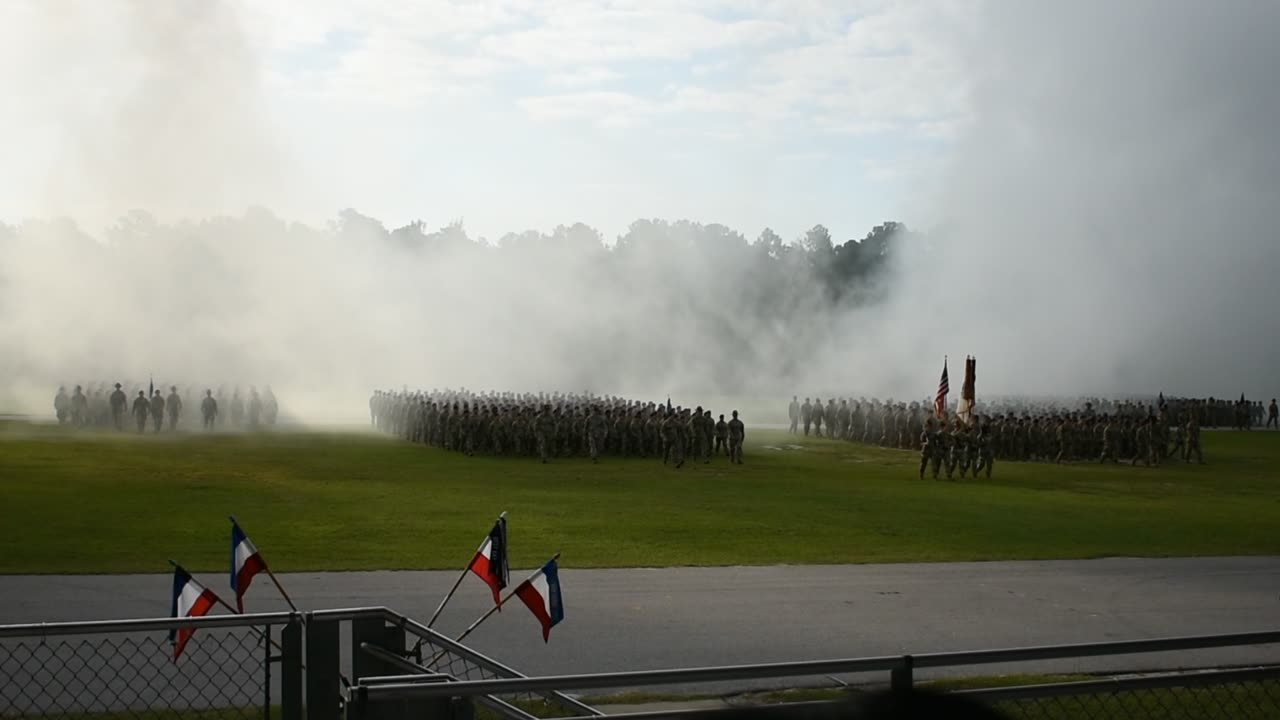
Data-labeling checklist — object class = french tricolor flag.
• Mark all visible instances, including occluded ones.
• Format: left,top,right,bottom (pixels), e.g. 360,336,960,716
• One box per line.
467,517,509,606
514,559,564,643
170,565,219,661
231,521,267,612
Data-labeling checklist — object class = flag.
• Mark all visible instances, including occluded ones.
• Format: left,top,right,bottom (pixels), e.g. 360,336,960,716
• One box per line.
149,376,154,397
666,397,673,412
514,559,564,642
467,516,509,606
934,358,949,419
170,565,219,661
958,356,976,422
230,521,268,613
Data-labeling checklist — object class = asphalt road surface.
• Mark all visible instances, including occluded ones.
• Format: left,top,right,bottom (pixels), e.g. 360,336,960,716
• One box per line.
2,556,1278,692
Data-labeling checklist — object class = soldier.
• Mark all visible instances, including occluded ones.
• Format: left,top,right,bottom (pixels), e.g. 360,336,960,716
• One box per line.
587,407,609,463
1185,416,1204,464
229,388,244,428
1099,416,1118,463
727,410,745,465
670,410,687,468
918,418,936,480
801,398,813,436
264,387,279,425
955,423,973,479
1167,414,1186,460
201,389,218,431
973,421,995,478
165,386,183,431
714,414,729,456
1131,416,1150,467
812,399,825,438
942,422,959,480
1269,399,1278,430
534,405,555,463
701,410,714,463
788,396,800,434
150,389,165,432
837,399,851,441
70,385,89,427
109,383,128,431
1055,416,1072,464
131,391,150,433
248,388,263,429
54,386,70,424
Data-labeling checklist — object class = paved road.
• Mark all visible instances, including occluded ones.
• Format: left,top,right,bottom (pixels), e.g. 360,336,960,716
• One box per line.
3,557,1278,689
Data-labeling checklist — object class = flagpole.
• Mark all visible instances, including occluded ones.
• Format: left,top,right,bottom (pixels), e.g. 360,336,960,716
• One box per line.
424,552,559,668
230,515,299,612
427,511,506,629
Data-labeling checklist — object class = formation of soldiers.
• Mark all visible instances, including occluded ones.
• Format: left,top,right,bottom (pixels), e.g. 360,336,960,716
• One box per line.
785,394,1233,480
370,390,746,466
52,383,280,432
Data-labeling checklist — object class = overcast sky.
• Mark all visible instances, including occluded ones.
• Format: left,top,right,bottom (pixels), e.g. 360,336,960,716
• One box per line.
0,0,972,241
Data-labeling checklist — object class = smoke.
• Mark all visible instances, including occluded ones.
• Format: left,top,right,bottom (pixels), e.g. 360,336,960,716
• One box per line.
2,2,1278,421
879,0,1280,400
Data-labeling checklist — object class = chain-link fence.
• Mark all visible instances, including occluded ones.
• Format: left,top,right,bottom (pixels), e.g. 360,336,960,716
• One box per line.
0,617,288,720
400,616,598,719
966,668,1280,720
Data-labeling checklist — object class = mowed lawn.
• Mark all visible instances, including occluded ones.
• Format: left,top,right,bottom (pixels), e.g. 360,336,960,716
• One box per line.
0,422,1277,574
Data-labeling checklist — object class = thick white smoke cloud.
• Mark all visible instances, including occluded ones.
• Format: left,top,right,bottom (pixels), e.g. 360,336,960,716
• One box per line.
2,1,1278,421
879,0,1280,401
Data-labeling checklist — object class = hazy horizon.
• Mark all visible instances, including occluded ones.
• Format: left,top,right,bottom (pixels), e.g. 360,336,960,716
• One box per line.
3,1,1278,422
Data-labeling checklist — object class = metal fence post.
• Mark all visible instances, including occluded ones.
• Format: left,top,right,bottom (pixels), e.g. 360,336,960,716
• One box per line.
891,655,914,691
282,616,303,720
353,617,406,681
306,614,342,720
264,623,273,720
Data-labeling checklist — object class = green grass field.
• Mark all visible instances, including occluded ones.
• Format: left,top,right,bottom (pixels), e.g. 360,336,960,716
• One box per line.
0,422,1277,574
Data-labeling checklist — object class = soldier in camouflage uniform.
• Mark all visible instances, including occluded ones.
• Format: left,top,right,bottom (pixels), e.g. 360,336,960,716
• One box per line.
534,405,555,463
919,418,940,480
587,407,609,463
973,420,994,479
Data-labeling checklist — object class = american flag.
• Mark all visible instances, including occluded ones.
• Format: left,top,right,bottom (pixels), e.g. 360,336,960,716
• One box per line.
934,358,949,419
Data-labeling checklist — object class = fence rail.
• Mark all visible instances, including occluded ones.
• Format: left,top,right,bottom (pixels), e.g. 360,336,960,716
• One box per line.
3,608,1277,720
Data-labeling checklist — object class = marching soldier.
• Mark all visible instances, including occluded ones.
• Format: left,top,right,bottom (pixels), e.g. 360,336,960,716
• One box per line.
131,391,150,433
150,389,165,433
919,418,937,480
70,385,89,427
54,387,70,424
109,383,128,431
166,386,183,431
201,389,218,431
714,414,729,456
